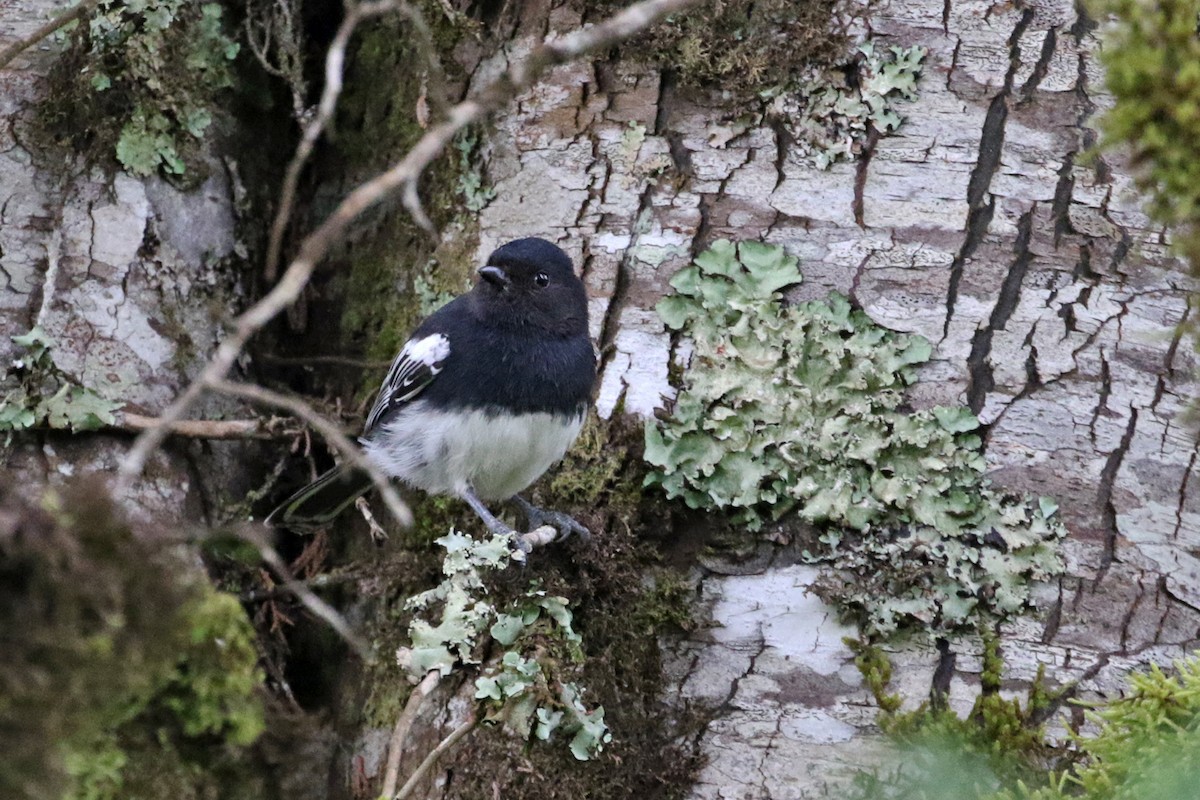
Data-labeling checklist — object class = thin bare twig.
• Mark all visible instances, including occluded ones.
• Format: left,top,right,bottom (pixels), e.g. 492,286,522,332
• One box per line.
265,0,400,280
116,0,700,497
256,352,394,368
382,670,442,797
208,378,413,528
355,495,389,541
115,411,306,440
0,0,101,71
394,714,478,800
244,0,308,121
253,532,373,660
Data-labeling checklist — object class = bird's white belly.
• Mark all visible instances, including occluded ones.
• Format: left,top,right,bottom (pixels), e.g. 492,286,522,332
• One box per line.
363,401,584,501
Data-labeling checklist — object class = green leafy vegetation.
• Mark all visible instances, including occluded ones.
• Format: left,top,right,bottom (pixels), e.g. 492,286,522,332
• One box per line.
40,0,239,178
398,531,611,760
1098,0,1200,347
839,645,1200,800
0,327,122,436
645,241,1064,636
0,480,265,800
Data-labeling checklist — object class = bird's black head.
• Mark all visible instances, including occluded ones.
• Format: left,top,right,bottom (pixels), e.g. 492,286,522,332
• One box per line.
472,237,589,336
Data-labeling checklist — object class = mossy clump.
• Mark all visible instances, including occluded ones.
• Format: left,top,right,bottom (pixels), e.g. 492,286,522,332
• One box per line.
38,0,239,179
841,634,1064,800
0,477,266,800
431,520,705,800
322,17,480,399
841,644,1200,800
597,0,850,98
645,241,1065,637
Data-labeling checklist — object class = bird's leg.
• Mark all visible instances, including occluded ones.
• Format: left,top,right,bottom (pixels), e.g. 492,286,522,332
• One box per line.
512,495,590,542
461,488,531,553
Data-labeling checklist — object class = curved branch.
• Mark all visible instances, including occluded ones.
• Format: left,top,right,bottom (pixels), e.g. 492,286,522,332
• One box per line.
381,670,442,798
394,714,478,800
0,0,101,71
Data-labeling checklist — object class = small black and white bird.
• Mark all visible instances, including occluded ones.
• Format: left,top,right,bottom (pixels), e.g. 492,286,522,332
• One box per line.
268,237,596,542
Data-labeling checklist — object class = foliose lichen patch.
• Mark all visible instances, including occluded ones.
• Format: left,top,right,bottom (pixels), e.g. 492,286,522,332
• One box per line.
644,241,1065,637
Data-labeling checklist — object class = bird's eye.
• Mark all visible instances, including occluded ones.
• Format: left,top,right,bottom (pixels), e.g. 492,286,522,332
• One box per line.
534,271,550,287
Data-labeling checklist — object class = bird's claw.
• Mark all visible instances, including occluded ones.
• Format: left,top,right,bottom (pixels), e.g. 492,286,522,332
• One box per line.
516,499,589,542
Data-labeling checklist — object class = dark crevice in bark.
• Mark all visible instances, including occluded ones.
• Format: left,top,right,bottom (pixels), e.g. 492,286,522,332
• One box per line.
930,637,955,709
943,8,1033,338
1041,578,1063,643
1118,573,1148,653
1050,151,1076,245
1069,0,1099,42
852,127,880,228
1017,26,1058,101
966,206,1036,414
768,118,792,193
943,198,994,339
1173,442,1199,540
596,184,657,388
1097,406,1139,572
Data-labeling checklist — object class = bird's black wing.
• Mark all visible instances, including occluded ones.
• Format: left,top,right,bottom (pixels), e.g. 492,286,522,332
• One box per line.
362,331,451,435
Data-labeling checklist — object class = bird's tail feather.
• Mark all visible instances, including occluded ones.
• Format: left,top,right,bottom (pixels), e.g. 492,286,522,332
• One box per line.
267,466,374,526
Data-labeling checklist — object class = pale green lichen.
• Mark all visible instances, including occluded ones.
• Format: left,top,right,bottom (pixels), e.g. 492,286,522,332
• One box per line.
44,0,239,178
0,327,122,437
770,42,926,169
397,531,611,760
454,129,496,212
645,241,1064,636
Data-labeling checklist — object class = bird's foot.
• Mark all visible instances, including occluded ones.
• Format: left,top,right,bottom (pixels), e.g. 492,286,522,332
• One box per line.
461,489,535,556
513,496,590,542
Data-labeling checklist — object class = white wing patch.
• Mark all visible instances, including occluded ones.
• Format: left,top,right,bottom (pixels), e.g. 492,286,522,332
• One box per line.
363,333,450,434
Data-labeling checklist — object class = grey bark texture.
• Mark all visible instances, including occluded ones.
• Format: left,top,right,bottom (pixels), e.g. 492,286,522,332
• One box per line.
0,1,247,517
465,0,1200,796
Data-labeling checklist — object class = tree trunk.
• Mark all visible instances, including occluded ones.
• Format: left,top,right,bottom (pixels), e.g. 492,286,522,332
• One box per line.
4,0,1198,798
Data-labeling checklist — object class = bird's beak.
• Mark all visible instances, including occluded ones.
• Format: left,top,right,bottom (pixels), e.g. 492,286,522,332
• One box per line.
478,265,510,288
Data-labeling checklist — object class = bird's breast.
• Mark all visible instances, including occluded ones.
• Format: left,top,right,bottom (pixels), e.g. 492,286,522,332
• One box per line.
364,401,585,502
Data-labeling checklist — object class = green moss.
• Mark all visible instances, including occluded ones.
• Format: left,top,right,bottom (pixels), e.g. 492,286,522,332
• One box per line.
842,633,1062,799
595,0,848,98
1099,0,1200,267
842,647,1200,800
0,479,265,800
543,411,642,513
846,638,902,714
37,0,238,180
330,17,481,400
